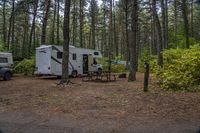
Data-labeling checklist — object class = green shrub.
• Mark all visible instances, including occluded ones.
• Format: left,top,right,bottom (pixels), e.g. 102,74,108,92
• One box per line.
154,45,200,91
14,58,35,76
138,47,157,72
111,64,127,73
97,57,127,73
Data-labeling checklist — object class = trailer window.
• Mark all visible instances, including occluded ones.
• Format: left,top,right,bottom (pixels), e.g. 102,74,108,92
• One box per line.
72,53,76,60
94,52,99,56
0,57,8,63
57,52,63,59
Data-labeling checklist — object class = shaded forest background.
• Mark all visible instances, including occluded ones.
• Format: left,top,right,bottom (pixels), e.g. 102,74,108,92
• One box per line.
0,0,200,58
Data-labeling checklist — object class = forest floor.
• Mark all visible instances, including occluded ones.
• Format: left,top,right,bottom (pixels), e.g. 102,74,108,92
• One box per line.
0,73,200,133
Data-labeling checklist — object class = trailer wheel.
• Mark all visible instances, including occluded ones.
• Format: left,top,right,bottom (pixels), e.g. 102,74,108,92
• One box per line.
3,72,11,81
71,70,77,78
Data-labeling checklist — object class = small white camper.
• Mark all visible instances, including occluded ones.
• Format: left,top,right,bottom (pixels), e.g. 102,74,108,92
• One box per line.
0,52,13,67
35,45,103,77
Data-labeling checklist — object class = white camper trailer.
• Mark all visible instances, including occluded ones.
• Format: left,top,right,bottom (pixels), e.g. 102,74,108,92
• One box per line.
0,52,13,80
0,52,13,67
35,45,103,77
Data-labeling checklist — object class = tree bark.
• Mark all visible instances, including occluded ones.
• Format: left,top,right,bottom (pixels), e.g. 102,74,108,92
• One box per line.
124,0,130,67
181,0,190,48
50,0,57,44
57,0,60,45
72,2,77,46
113,0,118,56
7,0,15,51
174,0,178,47
161,0,166,49
41,0,51,44
152,0,163,66
62,0,71,81
128,0,138,81
108,0,113,72
28,0,39,58
79,0,84,47
165,0,168,48
91,0,96,49
11,0,15,53
190,0,194,37
3,0,7,46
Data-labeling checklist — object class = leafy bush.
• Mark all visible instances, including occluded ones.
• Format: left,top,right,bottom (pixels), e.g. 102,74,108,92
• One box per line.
155,45,200,91
138,48,157,72
111,64,127,73
14,58,35,76
97,57,127,73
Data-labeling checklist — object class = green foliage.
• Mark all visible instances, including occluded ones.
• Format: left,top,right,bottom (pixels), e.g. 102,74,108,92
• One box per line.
0,39,5,51
168,34,199,49
98,57,127,73
154,45,200,91
14,58,35,76
111,64,127,73
138,47,157,72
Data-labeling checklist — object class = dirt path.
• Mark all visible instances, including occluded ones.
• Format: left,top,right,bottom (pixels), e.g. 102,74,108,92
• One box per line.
0,73,200,133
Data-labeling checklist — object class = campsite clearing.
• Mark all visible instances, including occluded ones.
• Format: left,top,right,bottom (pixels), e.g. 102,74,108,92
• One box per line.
0,73,200,133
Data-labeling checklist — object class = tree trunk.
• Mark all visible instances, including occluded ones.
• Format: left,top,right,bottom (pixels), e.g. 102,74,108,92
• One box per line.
108,0,113,72
124,0,130,67
190,0,194,37
7,0,15,51
161,0,166,49
62,0,71,81
72,3,77,46
102,0,107,56
28,0,39,58
91,0,96,49
181,0,190,48
152,0,163,66
11,0,15,53
165,0,168,48
57,0,60,45
41,0,51,44
174,0,178,47
113,0,118,56
79,0,84,47
50,0,57,44
128,0,138,81
3,0,7,46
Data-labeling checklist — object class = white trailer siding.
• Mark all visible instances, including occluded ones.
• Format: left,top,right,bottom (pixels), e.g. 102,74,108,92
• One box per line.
35,45,102,76
0,52,13,67
36,46,52,75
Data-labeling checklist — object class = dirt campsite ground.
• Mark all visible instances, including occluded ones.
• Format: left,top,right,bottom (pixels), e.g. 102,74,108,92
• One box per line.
0,73,200,133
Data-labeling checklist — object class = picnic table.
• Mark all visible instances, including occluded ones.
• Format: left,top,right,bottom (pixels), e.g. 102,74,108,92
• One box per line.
82,70,117,82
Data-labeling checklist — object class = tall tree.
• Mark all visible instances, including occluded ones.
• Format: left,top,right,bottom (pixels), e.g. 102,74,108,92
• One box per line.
79,0,84,47
174,0,178,46
2,0,7,46
7,0,15,51
190,0,194,37
181,0,190,48
165,0,168,48
50,0,57,44
62,0,71,82
91,0,96,49
128,0,138,81
108,0,113,73
152,0,163,66
41,0,51,44
28,0,39,58
57,0,60,45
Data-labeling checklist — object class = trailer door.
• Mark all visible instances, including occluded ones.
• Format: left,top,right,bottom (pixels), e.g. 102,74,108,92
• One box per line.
83,54,88,74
